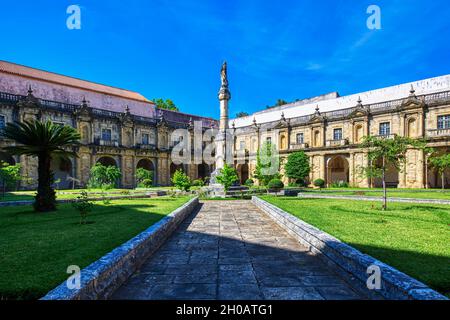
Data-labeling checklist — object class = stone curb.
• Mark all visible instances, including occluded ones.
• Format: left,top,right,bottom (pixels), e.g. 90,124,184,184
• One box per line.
252,196,448,300
0,191,168,207
297,193,450,205
40,196,199,300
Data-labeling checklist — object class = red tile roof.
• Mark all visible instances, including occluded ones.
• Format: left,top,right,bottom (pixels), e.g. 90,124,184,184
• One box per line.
0,60,152,104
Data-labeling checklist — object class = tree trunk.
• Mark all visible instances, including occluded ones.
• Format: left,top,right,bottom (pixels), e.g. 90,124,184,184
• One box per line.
442,172,445,191
34,154,56,212
382,157,387,211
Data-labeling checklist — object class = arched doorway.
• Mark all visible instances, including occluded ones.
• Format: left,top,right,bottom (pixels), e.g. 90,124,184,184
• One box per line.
372,159,399,188
51,157,73,189
136,159,155,185
237,163,249,185
170,162,184,178
327,156,349,186
197,163,209,180
97,156,117,167
0,152,15,165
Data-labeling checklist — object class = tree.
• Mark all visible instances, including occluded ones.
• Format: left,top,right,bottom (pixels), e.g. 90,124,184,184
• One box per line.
235,111,249,118
152,98,179,111
284,151,310,185
0,161,22,196
2,120,80,212
429,153,450,190
216,164,239,192
88,163,122,189
254,141,281,185
266,99,288,109
359,135,421,210
171,169,191,191
136,167,154,187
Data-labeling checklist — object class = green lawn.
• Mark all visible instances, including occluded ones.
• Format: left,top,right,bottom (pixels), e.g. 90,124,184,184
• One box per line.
0,188,172,203
305,188,450,200
260,196,450,297
0,196,191,300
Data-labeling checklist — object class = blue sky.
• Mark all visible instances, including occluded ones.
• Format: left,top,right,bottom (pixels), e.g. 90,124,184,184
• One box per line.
1,0,449,118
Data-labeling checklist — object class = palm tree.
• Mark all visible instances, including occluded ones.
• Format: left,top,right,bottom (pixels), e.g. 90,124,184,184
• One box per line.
2,120,80,212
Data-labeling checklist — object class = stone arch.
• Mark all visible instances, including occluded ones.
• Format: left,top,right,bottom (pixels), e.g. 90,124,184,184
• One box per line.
327,155,349,186
136,158,155,185
51,157,73,189
237,163,249,185
97,156,118,167
407,117,417,138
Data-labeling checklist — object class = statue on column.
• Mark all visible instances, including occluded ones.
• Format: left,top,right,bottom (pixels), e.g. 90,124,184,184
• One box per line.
220,61,228,88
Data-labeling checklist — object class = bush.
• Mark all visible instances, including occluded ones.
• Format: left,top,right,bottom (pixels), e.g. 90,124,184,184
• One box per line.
139,178,153,188
72,191,94,225
268,178,284,190
284,151,310,183
136,168,153,187
216,164,239,192
245,179,254,186
314,179,325,188
191,179,205,187
331,180,349,188
171,169,191,191
88,163,121,189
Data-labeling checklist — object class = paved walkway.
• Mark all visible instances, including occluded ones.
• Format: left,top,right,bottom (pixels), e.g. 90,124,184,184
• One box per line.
112,201,362,300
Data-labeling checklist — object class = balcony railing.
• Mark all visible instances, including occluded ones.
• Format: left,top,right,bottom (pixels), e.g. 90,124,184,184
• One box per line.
427,128,450,138
290,143,309,150
136,143,157,150
373,134,396,139
94,138,119,147
326,139,348,147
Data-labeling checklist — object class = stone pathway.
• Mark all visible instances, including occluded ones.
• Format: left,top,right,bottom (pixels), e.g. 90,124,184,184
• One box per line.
111,200,362,300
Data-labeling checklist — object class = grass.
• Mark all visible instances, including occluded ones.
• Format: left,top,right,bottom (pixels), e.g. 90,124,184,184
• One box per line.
260,196,450,297
0,187,173,202
0,196,191,300
306,189,450,200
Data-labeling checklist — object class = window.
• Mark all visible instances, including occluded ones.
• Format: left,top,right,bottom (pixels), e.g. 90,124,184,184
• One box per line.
379,122,390,136
0,115,5,130
437,115,450,129
239,140,246,150
296,133,304,144
333,128,343,141
101,128,112,141
142,133,149,145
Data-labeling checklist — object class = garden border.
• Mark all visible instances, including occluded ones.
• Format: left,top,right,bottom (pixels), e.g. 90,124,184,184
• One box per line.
40,196,199,300
252,196,448,300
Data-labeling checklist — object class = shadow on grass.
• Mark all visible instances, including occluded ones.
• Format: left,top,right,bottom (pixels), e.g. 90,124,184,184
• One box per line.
346,243,450,298
0,197,190,300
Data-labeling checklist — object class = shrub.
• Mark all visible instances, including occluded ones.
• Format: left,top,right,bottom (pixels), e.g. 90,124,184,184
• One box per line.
284,151,310,183
72,191,94,225
136,168,154,187
268,178,284,191
139,178,153,188
314,179,325,188
88,163,121,189
331,180,349,188
171,169,191,191
191,179,205,187
0,161,22,193
216,164,239,192
245,179,254,186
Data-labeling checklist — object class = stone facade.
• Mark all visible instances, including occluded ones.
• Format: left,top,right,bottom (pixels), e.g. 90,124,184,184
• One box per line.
0,61,217,189
231,78,450,188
